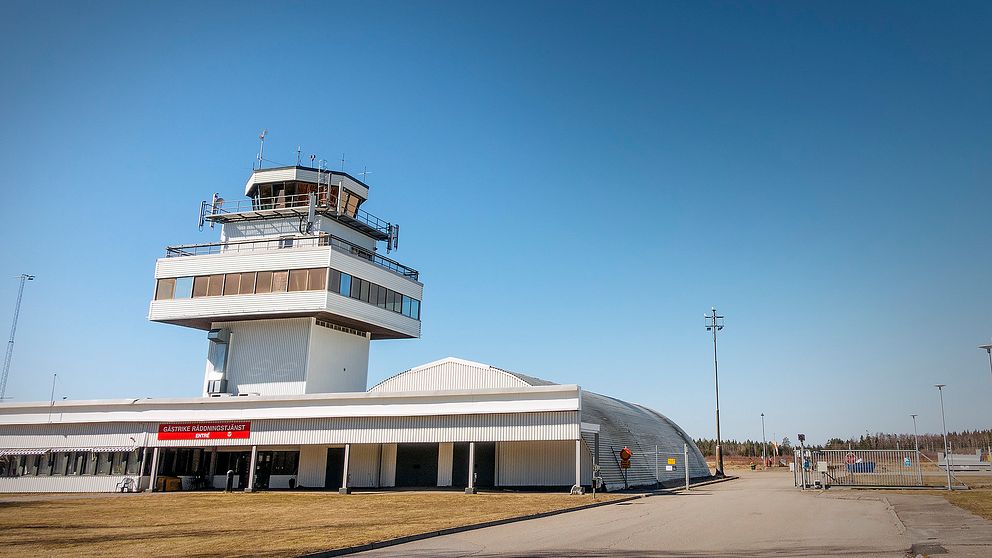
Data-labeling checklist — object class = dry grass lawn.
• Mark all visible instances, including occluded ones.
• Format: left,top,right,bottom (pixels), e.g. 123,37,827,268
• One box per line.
0,490,627,557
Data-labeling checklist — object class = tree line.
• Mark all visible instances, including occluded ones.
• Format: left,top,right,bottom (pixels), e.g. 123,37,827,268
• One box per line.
695,429,992,457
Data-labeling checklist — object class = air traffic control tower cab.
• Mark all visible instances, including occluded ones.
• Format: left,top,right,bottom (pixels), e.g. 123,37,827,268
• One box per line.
148,164,422,397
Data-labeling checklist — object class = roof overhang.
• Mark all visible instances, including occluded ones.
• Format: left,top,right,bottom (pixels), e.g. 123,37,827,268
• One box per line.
0,385,582,426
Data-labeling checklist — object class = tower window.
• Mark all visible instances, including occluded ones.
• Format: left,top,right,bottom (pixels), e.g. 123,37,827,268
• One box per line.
206,274,225,297
192,276,209,298
223,273,241,295
239,272,256,294
155,278,176,300
174,277,193,299
308,268,327,290
272,270,290,292
288,269,308,292
255,271,273,293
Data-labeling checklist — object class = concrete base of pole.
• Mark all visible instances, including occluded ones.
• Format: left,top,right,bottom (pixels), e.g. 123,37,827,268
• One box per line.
464,487,477,494
570,485,584,495
338,487,351,495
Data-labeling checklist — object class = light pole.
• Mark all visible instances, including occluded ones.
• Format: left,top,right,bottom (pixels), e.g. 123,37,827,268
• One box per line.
935,384,952,491
979,343,992,382
2,274,35,400
911,414,922,486
704,307,725,477
761,413,767,470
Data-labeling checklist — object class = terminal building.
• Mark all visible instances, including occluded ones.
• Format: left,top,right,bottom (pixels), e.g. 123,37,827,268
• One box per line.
0,162,710,493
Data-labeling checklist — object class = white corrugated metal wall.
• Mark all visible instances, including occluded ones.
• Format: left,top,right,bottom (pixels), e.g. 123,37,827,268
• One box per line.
497,440,589,487
225,318,311,396
347,444,380,488
0,475,139,493
437,442,453,486
379,443,397,487
305,320,369,393
297,445,326,488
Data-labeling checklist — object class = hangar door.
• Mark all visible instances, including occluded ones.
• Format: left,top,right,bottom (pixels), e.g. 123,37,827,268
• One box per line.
395,443,439,487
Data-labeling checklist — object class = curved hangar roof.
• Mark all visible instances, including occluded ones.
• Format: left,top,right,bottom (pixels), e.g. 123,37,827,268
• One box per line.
371,357,711,489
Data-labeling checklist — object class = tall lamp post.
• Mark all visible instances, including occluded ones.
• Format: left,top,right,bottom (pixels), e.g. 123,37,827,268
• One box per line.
761,413,767,470
705,307,725,477
2,274,35,400
910,414,922,486
935,384,952,491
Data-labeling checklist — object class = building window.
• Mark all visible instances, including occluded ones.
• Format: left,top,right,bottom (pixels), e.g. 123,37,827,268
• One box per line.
278,236,294,249
155,278,176,300
269,451,299,475
126,450,142,475
207,274,225,297
96,452,113,475
350,276,362,299
308,268,327,291
272,270,290,292
239,272,256,294
192,276,209,298
360,279,371,303
223,273,241,295
288,269,308,292
174,277,194,299
255,271,273,293
339,273,351,297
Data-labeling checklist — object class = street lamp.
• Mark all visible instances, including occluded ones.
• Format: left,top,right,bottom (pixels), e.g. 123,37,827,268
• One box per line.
761,413,768,470
910,414,922,486
935,384,952,491
705,307,725,477
979,342,992,382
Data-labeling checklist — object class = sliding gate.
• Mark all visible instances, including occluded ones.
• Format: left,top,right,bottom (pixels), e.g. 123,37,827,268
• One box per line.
795,449,925,488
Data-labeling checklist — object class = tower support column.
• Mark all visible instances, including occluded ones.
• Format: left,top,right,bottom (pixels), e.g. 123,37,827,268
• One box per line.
465,442,476,494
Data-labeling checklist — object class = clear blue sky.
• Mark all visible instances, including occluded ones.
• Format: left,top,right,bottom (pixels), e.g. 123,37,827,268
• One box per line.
1,1,989,445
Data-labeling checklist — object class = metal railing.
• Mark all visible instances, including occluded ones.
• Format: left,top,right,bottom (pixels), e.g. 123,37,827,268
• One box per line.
208,191,390,236
164,234,419,281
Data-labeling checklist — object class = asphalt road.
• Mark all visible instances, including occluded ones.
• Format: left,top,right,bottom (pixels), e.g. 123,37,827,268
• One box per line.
356,471,914,557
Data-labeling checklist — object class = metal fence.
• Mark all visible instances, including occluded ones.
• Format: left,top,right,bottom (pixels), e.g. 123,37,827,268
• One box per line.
793,448,968,489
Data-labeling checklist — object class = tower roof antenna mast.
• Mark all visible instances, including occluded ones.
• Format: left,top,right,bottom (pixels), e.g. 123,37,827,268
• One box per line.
1,274,35,400
256,129,268,170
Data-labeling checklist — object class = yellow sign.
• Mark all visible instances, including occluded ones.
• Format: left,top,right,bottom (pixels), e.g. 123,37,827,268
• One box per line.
667,458,677,465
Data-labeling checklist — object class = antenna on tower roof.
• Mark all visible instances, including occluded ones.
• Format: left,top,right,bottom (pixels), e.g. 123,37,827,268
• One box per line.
340,153,346,171
359,166,371,183
256,129,268,170
297,146,302,165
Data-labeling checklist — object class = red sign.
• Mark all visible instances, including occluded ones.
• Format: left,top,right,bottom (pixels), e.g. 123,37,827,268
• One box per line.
619,447,633,461
158,421,251,440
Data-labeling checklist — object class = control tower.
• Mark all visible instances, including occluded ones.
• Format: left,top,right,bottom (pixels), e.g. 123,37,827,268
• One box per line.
148,165,422,397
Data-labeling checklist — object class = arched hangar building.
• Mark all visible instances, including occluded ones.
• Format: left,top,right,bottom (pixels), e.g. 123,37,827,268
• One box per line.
0,163,709,492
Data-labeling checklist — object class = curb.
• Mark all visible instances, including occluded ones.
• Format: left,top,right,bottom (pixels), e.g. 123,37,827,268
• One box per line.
678,475,739,490
297,493,648,557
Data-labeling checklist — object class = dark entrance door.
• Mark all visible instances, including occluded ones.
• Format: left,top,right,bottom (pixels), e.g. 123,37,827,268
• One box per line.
395,443,439,487
452,442,496,488
254,452,273,489
325,448,345,490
